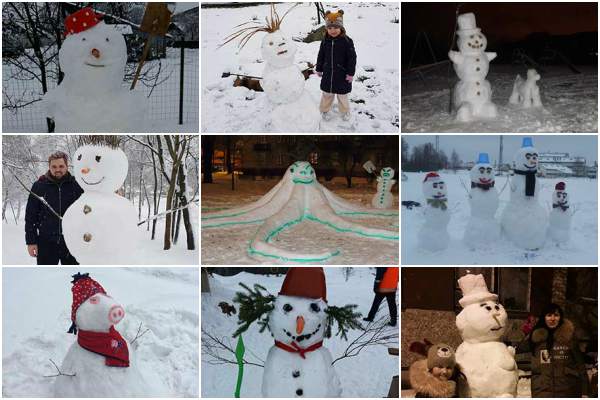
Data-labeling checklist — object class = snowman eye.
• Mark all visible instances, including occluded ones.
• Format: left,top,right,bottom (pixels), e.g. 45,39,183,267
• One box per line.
283,303,293,312
82,37,86,42
269,41,274,46
485,306,492,311
95,155,101,162
310,303,320,313
290,168,294,173
479,167,485,173
77,154,82,161
495,305,500,311
470,35,474,39
105,37,110,42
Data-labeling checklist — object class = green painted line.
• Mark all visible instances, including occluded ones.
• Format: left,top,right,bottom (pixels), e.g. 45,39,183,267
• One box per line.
337,211,399,217
264,216,304,243
292,179,314,184
201,209,252,220
305,214,399,240
202,219,264,228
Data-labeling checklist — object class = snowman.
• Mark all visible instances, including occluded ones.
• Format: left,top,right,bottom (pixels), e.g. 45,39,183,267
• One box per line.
548,181,572,243
262,267,341,397
448,13,498,122
371,167,396,209
62,142,138,264
455,273,518,397
500,137,548,250
54,273,148,397
417,172,450,252
464,153,500,248
44,7,145,133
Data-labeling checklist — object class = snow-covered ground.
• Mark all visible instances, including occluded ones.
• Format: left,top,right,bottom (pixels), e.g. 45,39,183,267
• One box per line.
2,267,199,397
401,65,597,132
401,171,598,264
201,175,399,265
201,2,399,133
2,48,199,133
2,201,199,265
201,267,399,398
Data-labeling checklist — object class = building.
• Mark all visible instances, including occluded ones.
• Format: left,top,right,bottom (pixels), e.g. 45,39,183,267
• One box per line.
538,152,589,177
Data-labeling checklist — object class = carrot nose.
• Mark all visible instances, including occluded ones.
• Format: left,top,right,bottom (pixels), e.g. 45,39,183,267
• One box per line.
296,316,305,335
81,167,90,174
91,48,100,58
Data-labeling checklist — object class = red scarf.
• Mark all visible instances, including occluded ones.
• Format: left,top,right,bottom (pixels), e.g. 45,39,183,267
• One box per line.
77,326,129,367
274,340,323,359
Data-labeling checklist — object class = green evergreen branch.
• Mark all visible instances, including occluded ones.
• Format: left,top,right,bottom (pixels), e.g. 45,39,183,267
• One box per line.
325,304,363,341
232,283,276,338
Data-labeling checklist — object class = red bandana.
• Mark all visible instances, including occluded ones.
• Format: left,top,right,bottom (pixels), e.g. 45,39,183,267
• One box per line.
78,326,130,367
274,340,323,359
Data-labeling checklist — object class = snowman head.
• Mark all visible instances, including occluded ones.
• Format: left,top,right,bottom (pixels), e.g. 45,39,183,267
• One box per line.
60,9,127,87
76,293,125,332
469,153,495,185
261,30,297,69
269,295,327,348
456,300,507,343
288,161,316,185
73,145,128,193
380,167,395,180
553,182,568,206
514,137,538,172
422,172,446,200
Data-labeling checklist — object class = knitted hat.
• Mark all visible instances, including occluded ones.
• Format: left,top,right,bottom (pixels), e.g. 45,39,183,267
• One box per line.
325,10,344,28
68,272,107,333
555,182,566,191
64,7,103,36
279,267,327,301
457,273,497,308
423,172,441,183
427,343,456,370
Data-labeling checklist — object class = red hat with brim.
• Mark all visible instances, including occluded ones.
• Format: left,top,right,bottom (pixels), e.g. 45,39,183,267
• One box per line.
279,267,327,301
555,182,566,191
64,7,103,37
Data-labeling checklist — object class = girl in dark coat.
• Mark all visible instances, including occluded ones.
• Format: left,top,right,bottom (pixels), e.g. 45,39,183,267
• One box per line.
315,10,357,122
523,303,589,397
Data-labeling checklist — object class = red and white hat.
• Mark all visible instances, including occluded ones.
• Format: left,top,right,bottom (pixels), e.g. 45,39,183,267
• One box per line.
64,7,103,36
69,273,107,329
279,267,327,301
423,172,441,183
555,182,566,191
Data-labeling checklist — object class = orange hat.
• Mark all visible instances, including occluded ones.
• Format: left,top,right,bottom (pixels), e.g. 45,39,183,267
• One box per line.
279,267,327,301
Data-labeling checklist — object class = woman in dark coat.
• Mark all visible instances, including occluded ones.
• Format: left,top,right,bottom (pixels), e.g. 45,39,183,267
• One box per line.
315,9,357,122
524,303,589,397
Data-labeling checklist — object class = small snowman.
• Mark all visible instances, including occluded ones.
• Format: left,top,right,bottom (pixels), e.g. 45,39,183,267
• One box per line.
500,137,548,250
262,267,341,397
464,153,500,248
548,181,572,243
418,172,450,252
448,13,498,122
371,167,396,209
62,139,138,264
54,273,148,397
455,274,518,397
44,7,145,133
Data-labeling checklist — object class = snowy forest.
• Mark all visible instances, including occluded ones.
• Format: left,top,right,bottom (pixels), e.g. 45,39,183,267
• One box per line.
2,135,199,265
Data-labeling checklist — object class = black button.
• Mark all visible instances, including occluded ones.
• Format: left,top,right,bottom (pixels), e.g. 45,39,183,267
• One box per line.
296,389,303,396
292,370,300,378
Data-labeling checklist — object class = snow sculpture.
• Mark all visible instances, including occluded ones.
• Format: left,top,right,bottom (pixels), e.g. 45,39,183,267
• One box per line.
262,267,341,397
371,167,396,209
448,13,497,122
548,181,572,243
54,273,148,397
500,137,548,250
44,8,144,133
509,69,542,108
417,172,450,252
455,273,518,397
201,161,398,263
222,4,320,132
62,142,138,264
464,153,500,248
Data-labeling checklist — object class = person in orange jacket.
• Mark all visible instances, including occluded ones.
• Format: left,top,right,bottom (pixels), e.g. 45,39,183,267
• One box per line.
363,267,398,326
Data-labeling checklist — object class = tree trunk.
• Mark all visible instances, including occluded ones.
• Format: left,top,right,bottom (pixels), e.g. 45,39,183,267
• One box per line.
163,164,178,250
202,136,216,183
176,161,195,250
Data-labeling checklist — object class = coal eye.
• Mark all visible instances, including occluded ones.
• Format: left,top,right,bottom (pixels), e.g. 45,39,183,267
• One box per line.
82,37,86,42
479,167,484,173
283,303,293,312
486,306,492,311
77,154,82,161
95,155,101,162
269,41,273,45
290,168,294,172
310,303,320,313
495,305,500,311
105,37,110,42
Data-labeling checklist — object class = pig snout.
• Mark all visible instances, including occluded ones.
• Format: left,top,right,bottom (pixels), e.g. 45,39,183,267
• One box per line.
109,305,125,324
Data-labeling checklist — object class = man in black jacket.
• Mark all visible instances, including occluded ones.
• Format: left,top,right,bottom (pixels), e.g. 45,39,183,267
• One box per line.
25,151,83,265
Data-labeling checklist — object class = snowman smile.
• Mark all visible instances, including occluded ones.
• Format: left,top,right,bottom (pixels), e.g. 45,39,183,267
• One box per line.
523,163,536,169
81,176,105,185
490,326,503,331
479,178,492,183
432,194,445,199
283,324,321,343
277,50,288,55
84,62,106,68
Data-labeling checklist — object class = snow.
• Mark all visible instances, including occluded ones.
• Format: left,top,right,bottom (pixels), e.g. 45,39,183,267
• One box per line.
2,267,199,397
201,2,399,133
201,268,398,398
401,65,598,132
401,171,597,264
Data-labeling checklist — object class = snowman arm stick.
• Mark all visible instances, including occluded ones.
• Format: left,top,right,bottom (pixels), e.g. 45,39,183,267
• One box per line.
137,198,199,226
3,166,62,220
43,358,75,378
459,177,472,198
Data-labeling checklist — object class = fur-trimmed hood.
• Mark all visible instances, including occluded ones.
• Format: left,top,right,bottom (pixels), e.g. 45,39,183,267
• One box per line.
409,359,456,398
531,319,574,345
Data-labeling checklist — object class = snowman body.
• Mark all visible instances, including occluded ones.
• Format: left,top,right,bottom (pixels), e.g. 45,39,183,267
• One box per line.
418,174,450,251
548,191,571,243
500,145,547,250
62,145,138,264
262,295,341,397
448,13,497,122
54,294,148,397
260,31,320,132
371,168,396,209
44,21,144,133
464,161,500,248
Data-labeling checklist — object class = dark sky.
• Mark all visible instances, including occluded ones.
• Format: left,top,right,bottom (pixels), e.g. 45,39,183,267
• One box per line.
402,2,597,55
